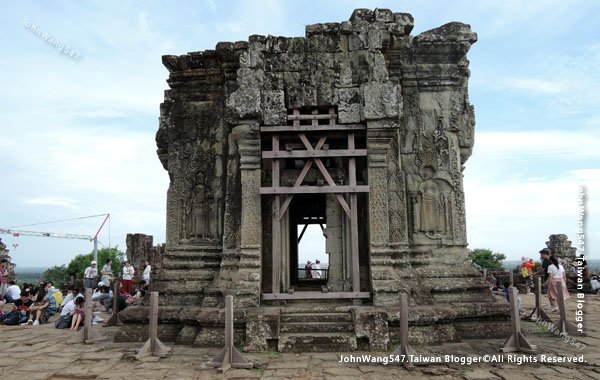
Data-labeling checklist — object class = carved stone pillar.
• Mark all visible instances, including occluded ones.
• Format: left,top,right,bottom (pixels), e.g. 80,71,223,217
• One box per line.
367,128,399,306
326,194,344,291
219,123,262,307
236,123,262,306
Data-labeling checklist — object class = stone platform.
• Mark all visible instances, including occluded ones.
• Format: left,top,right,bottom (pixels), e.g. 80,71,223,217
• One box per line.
1,292,598,379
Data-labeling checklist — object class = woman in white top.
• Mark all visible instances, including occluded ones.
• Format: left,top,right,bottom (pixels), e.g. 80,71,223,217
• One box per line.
122,261,135,294
547,256,570,312
142,260,151,285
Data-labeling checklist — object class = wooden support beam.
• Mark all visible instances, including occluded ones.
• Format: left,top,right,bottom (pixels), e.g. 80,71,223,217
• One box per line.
287,113,336,121
67,288,107,345
261,185,369,195
392,293,418,370
501,287,538,353
207,295,253,371
262,149,367,159
350,193,360,294
103,280,124,326
262,291,370,300
260,124,365,132
528,276,551,322
135,292,171,359
272,195,281,294
552,282,586,336
312,158,352,217
276,136,327,220
297,223,308,243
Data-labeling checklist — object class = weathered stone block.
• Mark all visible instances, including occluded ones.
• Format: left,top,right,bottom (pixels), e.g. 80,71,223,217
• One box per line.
261,90,286,125
374,8,394,23
393,13,414,35
350,8,374,22
361,81,400,119
334,87,361,123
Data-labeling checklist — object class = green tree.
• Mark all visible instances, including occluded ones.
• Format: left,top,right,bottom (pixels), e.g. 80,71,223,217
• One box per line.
42,265,70,288
469,248,506,270
66,248,125,281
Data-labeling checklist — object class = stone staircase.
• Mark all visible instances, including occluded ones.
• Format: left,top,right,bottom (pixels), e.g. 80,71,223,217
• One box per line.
278,305,357,352
153,245,222,305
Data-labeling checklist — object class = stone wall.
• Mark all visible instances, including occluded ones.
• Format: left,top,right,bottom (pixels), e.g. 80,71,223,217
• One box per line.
118,8,509,350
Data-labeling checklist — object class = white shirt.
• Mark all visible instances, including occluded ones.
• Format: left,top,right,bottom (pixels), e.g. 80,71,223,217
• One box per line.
591,279,600,291
548,264,565,279
84,266,97,279
311,263,321,279
61,299,75,316
142,265,151,281
123,265,135,280
7,284,21,299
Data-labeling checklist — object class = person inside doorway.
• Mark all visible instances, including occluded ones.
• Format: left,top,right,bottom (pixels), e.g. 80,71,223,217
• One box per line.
304,261,312,279
312,260,322,279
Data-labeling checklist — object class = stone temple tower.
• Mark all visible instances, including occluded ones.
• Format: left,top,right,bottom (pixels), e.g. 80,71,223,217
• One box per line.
118,8,509,351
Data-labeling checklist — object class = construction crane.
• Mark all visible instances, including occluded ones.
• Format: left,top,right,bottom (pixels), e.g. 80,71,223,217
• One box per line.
0,214,110,263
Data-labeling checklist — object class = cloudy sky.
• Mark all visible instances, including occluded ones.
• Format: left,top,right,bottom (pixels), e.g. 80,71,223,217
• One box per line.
1,0,597,269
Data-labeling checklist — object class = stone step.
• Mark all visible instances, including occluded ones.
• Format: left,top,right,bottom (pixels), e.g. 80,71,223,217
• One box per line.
162,261,221,270
280,321,354,333
281,312,352,323
279,304,353,314
278,332,357,352
155,269,218,281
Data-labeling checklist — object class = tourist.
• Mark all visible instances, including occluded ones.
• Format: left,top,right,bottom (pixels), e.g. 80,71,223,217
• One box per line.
122,261,135,294
84,261,98,289
70,297,85,331
55,296,76,329
28,291,53,325
546,256,570,312
0,259,8,295
485,273,498,291
59,286,83,312
533,249,551,286
142,260,151,285
138,280,148,297
4,280,21,303
575,254,589,278
0,291,32,325
304,261,312,279
590,276,600,294
312,259,322,279
92,284,112,312
521,258,535,293
101,258,114,286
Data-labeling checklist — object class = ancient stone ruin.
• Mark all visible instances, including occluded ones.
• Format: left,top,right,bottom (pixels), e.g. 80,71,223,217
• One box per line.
545,234,577,262
118,8,509,351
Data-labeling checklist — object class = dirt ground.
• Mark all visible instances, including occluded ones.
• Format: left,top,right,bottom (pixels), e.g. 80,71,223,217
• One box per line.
0,289,598,379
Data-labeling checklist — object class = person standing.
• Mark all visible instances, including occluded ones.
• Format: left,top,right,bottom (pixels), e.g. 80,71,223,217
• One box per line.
142,260,151,285
83,261,98,289
312,260,322,279
122,261,135,294
5,280,21,303
101,259,114,286
547,256,570,312
0,259,8,295
304,261,312,279
533,249,551,284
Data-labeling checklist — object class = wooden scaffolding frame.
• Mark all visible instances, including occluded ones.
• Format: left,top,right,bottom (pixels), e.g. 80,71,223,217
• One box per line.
260,107,369,300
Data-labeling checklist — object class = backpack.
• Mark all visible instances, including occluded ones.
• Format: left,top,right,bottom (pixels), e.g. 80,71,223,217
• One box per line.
52,291,63,306
3,311,20,325
55,314,72,329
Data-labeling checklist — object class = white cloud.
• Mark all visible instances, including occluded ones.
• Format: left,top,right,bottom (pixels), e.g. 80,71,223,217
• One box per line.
25,197,79,208
502,78,564,94
465,129,599,260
